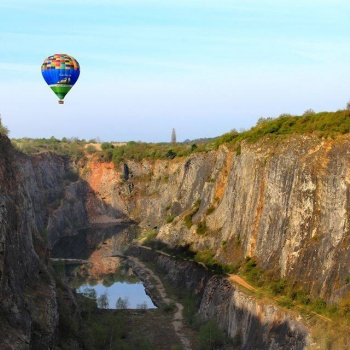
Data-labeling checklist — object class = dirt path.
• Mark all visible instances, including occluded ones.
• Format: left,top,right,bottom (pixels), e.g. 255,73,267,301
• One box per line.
229,274,332,323
229,274,256,292
128,256,192,350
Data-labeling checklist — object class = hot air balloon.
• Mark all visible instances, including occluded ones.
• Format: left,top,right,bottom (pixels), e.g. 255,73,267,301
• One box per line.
41,54,80,104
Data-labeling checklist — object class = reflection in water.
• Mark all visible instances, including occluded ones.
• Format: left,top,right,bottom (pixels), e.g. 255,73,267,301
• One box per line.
51,222,155,309
77,281,156,309
66,260,156,309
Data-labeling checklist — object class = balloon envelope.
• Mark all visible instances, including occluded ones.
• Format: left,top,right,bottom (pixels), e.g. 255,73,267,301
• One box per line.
41,54,80,103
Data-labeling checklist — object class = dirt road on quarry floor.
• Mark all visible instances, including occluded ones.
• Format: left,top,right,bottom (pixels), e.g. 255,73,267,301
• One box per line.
128,256,192,350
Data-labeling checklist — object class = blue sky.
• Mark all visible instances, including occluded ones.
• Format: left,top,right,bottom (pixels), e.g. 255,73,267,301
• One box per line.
1,0,350,142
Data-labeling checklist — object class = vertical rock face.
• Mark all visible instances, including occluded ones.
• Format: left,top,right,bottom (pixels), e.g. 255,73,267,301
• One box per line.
81,136,350,302
0,136,58,349
2,132,350,347
17,151,90,248
199,276,308,350
129,246,310,349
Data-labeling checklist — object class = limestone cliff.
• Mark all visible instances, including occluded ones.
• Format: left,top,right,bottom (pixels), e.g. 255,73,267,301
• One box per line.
2,132,350,348
0,137,84,349
0,136,58,349
128,246,310,349
81,135,350,303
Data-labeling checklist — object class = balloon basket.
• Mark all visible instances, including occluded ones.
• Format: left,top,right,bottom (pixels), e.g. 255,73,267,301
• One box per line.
58,100,64,104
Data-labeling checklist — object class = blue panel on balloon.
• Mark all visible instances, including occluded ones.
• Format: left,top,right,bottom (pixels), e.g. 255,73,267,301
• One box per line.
42,69,80,86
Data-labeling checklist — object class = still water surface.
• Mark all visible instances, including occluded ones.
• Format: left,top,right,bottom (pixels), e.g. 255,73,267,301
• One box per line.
77,281,156,309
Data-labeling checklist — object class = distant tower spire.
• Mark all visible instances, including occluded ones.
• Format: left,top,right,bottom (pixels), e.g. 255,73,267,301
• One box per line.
171,128,177,144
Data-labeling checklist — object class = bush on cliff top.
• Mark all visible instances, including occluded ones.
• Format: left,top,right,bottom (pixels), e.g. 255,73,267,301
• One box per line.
11,110,350,162
0,117,9,136
12,136,85,159
101,109,350,164
215,109,350,148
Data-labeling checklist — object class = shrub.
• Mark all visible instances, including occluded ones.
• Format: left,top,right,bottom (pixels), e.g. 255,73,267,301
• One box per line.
196,220,207,235
166,214,176,223
0,117,9,136
136,301,147,312
302,109,316,116
268,278,287,296
206,206,215,215
82,287,97,300
101,142,114,150
198,320,226,350
86,144,97,154
142,229,158,246
162,302,176,313
184,213,193,228
339,293,350,316
183,293,199,327
115,296,129,309
97,291,109,309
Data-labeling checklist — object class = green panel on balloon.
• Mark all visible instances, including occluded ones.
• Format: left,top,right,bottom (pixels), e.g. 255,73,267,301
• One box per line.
50,85,72,100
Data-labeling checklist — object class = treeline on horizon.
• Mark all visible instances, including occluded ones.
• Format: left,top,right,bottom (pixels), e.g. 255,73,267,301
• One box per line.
9,108,350,166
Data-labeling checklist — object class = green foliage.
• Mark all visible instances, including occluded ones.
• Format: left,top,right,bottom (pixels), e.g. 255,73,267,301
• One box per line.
235,144,241,155
101,142,114,150
81,287,97,300
214,110,350,148
268,278,287,296
184,200,201,228
162,301,176,313
166,214,176,223
338,293,350,316
242,257,264,286
234,234,241,246
107,141,207,165
12,137,85,159
97,291,109,309
165,204,171,211
221,240,227,250
198,320,227,350
99,148,113,162
166,149,176,159
196,220,207,235
141,229,158,245
0,117,9,136
82,312,129,350
184,213,193,228
193,249,228,274
86,144,97,154
205,206,215,215
302,108,316,116
183,293,199,327
115,296,129,309
214,129,239,149
136,301,147,312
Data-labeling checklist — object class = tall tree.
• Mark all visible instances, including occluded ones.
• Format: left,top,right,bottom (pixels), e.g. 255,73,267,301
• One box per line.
171,128,177,144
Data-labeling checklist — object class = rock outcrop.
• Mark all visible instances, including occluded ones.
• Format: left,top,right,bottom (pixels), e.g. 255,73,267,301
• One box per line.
81,135,350,302
128,246,310,349
2,132,350,348
0,136,58,349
